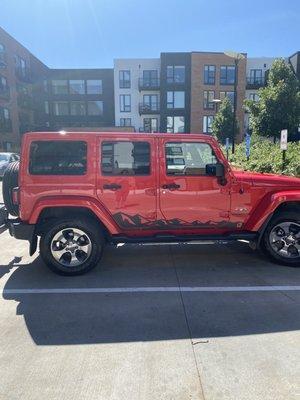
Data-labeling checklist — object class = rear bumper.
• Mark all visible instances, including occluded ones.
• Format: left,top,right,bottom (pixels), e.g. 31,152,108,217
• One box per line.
8,219,35,241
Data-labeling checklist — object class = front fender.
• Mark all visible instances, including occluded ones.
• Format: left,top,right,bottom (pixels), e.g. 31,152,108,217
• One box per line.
28,196,120,234
245,190,300,232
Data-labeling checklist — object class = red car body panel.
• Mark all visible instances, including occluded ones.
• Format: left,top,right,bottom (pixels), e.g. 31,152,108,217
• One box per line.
19,132,300,238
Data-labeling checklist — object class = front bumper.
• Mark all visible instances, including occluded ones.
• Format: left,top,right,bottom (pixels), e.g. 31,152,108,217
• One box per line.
8,219,35,241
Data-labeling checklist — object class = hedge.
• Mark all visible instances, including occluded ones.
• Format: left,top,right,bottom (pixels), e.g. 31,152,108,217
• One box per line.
223,135,300,177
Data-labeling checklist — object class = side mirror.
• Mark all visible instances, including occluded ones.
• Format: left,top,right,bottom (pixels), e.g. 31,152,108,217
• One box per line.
205,162,225,177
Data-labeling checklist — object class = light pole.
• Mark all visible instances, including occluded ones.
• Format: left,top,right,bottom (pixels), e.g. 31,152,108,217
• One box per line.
224,51,245,154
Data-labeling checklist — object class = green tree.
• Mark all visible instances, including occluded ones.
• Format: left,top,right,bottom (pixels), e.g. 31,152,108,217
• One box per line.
245,58,300,141
212,97,238,143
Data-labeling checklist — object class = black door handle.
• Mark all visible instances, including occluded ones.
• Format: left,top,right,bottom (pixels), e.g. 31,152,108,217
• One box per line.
103,183,122,190
162,183,180,190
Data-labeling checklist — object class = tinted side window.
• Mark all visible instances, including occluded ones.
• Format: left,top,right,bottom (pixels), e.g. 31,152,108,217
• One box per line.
29,141,87,175
166,142,217,176
101,141,150,176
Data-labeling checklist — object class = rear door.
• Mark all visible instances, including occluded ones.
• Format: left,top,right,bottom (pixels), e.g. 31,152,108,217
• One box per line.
159,137,232,231
96,136,158,230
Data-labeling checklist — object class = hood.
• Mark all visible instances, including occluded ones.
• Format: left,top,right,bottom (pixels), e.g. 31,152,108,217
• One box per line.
0,160,8,168
233,169,300,188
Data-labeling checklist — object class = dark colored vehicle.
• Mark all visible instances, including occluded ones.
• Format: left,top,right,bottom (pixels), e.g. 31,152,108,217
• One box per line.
1,131,300,275
0,152,20,178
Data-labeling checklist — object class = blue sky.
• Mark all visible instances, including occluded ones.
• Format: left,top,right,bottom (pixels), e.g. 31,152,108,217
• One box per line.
0,0,299,68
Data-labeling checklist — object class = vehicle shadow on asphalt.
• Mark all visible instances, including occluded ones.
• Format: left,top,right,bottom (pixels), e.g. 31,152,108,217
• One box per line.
2,243,300,346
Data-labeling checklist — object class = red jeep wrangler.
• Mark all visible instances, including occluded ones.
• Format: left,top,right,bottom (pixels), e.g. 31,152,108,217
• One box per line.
1,131,300,275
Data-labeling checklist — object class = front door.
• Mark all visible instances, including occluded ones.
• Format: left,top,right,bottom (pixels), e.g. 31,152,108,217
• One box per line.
96,136,158,230
159,138,232,231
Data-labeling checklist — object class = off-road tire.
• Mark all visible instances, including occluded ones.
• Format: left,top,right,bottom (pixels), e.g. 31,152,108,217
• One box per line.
262,211,300,267
40,218,105,276
2,161,19,217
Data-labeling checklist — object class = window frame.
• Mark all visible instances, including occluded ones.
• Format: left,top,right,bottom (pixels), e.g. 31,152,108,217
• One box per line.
86,79,103,94
120,94,131,112
203,115,214,134
69,79,85,95
166,65,185,84
165,141,219,176
220,65,236,85
203,90,215,110
167,91,185,109
204,65,216,85
29,140,88,176
101,140,151,176
120,118,132,127
166,116,185,133
119,70,131,88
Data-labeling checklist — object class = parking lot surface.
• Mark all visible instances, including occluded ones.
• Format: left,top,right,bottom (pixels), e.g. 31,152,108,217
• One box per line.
0,187,300,400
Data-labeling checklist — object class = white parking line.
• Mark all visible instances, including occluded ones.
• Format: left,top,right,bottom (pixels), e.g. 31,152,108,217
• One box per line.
2,285,300,294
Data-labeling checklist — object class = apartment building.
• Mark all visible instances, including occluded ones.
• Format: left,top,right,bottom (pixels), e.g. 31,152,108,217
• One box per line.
0,26,115,150
114,58,160,132
190,52,246,139
35,68,114,131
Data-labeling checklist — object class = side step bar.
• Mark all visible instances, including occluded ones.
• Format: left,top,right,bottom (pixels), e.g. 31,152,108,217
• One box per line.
110,232,258,244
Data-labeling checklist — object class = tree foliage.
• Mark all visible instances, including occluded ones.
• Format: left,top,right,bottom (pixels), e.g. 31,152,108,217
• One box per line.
245,58,300,140
211,97,238,143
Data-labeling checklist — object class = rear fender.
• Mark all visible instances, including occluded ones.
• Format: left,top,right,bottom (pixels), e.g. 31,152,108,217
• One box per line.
28,196,120,234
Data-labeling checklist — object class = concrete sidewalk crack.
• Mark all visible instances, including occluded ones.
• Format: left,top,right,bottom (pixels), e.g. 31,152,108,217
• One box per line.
168,245,206,400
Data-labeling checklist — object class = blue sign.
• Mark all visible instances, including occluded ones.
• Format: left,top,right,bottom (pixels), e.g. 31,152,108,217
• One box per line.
245,133,251,158
225,137,230,151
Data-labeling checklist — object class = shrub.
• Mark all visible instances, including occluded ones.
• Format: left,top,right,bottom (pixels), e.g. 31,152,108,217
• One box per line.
223,135,300,177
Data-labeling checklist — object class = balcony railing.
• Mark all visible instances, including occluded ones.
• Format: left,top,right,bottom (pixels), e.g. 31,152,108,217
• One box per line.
15,66,32,83
0,85,10,100
246,76,266,88
0,119,12,133
138,78,160,91
139,102,160,114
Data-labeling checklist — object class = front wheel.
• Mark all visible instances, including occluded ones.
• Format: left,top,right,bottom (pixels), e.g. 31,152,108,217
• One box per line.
263,212,300,267
40,218,104,275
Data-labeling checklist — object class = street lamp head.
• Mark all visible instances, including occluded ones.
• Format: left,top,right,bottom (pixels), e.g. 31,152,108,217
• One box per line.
212,99,221,103
224,51,245,60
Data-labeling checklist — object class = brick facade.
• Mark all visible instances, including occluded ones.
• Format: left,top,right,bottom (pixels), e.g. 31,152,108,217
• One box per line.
190,52,246,141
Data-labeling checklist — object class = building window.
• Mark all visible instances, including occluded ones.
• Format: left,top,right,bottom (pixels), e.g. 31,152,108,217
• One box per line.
120,118,131,127
0,43,5,68
101,141,150,176
165,142,217,176
143,118,158,133
249,69,263,85
29,141,87,175
142,70,158,87
204,65,216,85
14,55,28,77
167,91,185,109
87,100,103,115
203,90,215,109
167,66,185,84
0,75,8,92
44,101,49,114
53,101,69,116
71,101,86,115
120,94,131,112
249,93,259,102
203,116,214,133
86,79,102,94
69,80,85,94
1,107,10,120
52,80,68,95
220,91,235,106
43,80,48,92
143,94,159,111
220,66,236,85
167,116,185,133
119,70,131,88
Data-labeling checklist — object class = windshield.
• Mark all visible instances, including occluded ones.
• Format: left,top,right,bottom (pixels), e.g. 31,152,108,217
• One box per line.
0,153,10,162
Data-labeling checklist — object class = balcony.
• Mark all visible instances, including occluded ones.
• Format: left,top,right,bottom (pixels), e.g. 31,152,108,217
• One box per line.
15,66,32,83
246,76,266,89
0,85,10,100
0,119,12,133
138,78,160,91
138,102,160,114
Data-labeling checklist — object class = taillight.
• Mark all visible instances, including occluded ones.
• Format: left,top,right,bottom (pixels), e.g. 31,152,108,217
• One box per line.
12,187,20,205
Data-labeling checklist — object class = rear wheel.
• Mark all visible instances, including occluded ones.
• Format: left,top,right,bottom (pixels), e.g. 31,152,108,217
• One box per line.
40,218,104,275
263,212,300,267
